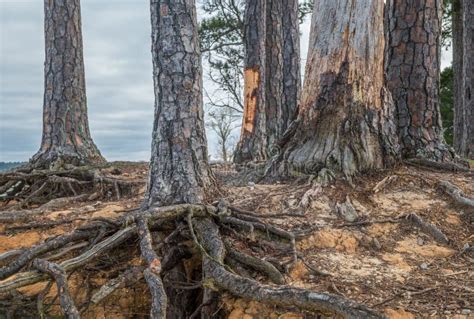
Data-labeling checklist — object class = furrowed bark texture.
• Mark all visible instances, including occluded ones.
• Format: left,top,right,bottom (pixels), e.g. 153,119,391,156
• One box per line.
32,0,104,169
281,0,301,131
264,0,284,152
145,0,215,207
234,0,268,163
275,0,399,177
453,0,465,154
462,0,474,159
265,0,301,154
385,0,453,161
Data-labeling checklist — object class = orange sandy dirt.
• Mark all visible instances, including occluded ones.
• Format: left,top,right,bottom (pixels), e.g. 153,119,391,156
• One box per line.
0,163,473,318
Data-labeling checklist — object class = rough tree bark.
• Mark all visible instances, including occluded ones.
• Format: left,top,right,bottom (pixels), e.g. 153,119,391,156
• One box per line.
144,0,216,208
271,0,399,178
453,0,465,154
281,0,301,132
264,0,284,152
462,0,474,158
385,0,454,161
234,0,268,163
32,0,104,169
265,0,301,155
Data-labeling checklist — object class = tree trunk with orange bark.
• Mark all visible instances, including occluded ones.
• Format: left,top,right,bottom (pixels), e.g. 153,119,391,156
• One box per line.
385,0,454,161
271,0,399,179
234,0,268,163
32,0,104,169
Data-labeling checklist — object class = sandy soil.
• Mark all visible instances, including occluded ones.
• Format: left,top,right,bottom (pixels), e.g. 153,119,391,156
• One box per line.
0,163,472,318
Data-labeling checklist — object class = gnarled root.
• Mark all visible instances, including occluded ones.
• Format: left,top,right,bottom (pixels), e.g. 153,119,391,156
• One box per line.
0,203,384,318
0,163,144,210
33,259,80,319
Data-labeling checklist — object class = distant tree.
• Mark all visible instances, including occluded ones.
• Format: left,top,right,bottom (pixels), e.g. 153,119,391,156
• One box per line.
461,0,473,158
206,107,240,161
32,0,104,169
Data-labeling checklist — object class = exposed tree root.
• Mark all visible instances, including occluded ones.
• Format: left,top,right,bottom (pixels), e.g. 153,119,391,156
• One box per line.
405,158,470,173
438,180,474,210
0,163,144,210
33,259,80,319
406,213,449,244
0,203,385,318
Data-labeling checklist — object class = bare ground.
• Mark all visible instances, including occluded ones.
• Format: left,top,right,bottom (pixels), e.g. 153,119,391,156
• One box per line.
0,163,472,318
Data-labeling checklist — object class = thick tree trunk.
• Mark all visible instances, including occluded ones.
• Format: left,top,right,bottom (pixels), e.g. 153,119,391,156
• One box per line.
453,0,465,154
385,0,453,161
462,0,474,158
32,0,104,169
145,1,217,317
273,0,399,178
144,0,216,208
234,0,268,163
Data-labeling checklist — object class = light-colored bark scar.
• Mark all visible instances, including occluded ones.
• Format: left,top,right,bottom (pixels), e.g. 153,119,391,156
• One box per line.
242,67,260,134
160,4,169,16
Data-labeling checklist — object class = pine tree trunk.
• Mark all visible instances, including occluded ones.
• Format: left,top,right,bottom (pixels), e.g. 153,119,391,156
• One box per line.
264,0,284,151
32,0,104,169
462,0,474,158
453,0,465,154
275,0,399,178
234,0,268,163
385,0,453,161
281,0,301,130
144,0,216,208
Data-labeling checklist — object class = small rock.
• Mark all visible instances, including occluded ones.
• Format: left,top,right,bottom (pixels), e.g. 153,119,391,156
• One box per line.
462,309,471,315
335,197,359,223
372,238,382,250
419,263,429,270
417,238,424,246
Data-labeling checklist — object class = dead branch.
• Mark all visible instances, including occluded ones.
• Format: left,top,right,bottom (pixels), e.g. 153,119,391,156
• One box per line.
373,175,398,193
33,259,80,319
91,266,144,305
407,213,449,244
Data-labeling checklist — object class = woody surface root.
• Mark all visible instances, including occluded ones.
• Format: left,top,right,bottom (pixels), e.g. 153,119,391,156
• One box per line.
0,203,385,319
0,163,144,210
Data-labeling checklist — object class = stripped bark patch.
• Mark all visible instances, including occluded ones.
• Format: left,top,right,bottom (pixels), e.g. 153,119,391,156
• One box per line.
242,67,261,135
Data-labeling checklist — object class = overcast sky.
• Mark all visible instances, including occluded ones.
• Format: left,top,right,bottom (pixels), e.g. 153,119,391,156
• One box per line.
0,1,452,162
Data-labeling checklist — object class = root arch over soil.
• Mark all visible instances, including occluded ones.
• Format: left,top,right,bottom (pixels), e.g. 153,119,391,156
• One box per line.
0,162,145,212
0,203,384,319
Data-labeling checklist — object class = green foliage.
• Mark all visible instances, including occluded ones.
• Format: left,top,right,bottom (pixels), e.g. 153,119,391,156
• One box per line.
442,0,453,48
440,66,454,145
